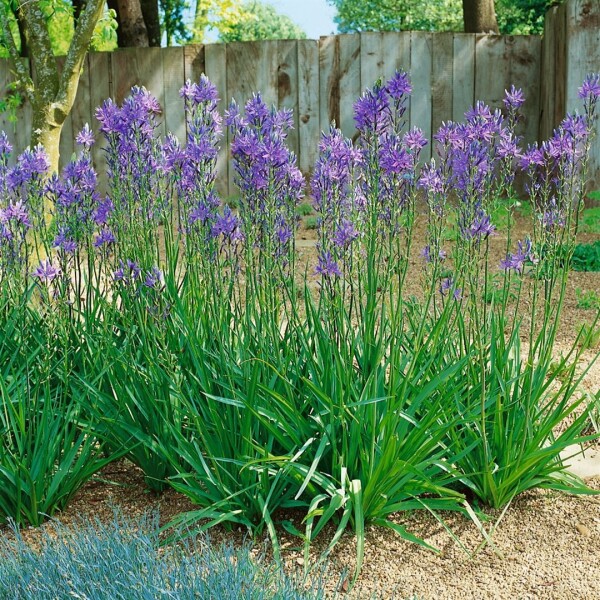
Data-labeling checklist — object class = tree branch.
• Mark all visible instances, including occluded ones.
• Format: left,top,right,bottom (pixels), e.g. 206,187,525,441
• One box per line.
0,1,33,101
56,0,104,120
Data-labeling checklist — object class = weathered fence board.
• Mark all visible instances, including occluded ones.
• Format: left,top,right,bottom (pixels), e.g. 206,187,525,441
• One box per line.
297,40,319,174
410,32,433,160
431,33,454,139
452,34,475,123
2,1,599,195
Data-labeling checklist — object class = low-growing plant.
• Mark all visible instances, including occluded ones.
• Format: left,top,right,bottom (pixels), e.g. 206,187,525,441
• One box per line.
577,321,600,349
579,206,600,233
575,287,600,310
296,202,314,217
571,240,600,271
0,513,326,599
304,215,318,229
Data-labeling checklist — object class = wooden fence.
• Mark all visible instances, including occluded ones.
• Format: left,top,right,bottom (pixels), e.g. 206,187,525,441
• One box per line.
0,0,598,194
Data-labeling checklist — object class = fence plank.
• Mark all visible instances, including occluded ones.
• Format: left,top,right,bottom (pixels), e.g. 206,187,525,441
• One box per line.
297,39,320,175
452,34,475,123
204,43,228,197
360,31,382,89
183,44,205,85
278,40,299,158
539,7,557,141
431,33,454,138
566,0,600,188
69,54,93,155
475,35,507,112
338,34,361,142
319,35,339,130
382,32,411,129
507,35,541,146
410,32,432,160
162,47,185,142
87,51,112,184
111,47,166,137
553,2,568,128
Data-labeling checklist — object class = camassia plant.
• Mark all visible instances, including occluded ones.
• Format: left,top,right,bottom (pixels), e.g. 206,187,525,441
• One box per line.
0,71,598,572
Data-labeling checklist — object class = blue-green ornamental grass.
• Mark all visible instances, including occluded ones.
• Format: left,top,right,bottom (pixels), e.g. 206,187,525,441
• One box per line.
0,513,326,599
0,71,599,577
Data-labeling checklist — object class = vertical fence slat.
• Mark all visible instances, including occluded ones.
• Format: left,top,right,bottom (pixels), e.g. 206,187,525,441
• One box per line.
540,7,557,141
162,46,185,141
338,34,361,142
452,34,475,123
319,35,339,131
507,35,541,146
360,31,382,89
278,40,299,158
88,51,112,185
297,39,320,176
553,2,568,128
475,35,507,111
203,43,228,197
69,54,93,159
382,32,411,128
410,32,432,160
431,32,454,138
566,0,600,188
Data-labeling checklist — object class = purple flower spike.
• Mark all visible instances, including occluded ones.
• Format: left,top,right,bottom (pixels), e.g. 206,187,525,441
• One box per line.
503,85,525,110
144,266,163,289
386,70,412,100
33,258,60,283
316,251,342,278
0,131,12,156
76,123,95,148
578,73,600,100
501,238,537,274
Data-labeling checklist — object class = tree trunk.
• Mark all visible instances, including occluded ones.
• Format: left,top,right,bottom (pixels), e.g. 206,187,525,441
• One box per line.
31,108,63,174
115,0,150,46
462,0,499,33
140,0,161,46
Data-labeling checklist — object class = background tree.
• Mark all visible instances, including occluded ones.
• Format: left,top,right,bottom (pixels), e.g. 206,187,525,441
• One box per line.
0,0,105,171
160,0,190,45
192,0,244,42
219,1,305,42
328,0,559,34
462,0,499,32
327,0,463,33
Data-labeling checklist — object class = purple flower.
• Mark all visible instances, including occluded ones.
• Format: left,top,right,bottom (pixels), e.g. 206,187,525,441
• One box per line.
421,245,446,263
94,228,116,248
144,266,163,289
113,259,141,285
466,209,496,242
354,82,390,135
500,238,536,274
418,164,444,194
333,219,359,248
2,201,31,228
316,251,342,278
578,73,600,100
440,277,462,301
503,86,525,110
403,127,428,152
386,70,412,100
76,123,95,148
33,258,60,283
0,132,12,157
53,229,77,254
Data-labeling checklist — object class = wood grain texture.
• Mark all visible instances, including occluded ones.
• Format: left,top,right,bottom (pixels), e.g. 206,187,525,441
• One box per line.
410,32,432,160
431,33,454,139
278,40,299,157
338,34,361,141
162,46,185,141
297,40,319,175
204,43,228,196
452,34,475,123
475,35,507,111
319,35,340,130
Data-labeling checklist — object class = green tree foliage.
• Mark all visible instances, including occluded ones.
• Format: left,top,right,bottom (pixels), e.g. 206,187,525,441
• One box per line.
160,0,191,45
327,0,463,33
496,0,553,34
328,0,557,34
219,1,306,42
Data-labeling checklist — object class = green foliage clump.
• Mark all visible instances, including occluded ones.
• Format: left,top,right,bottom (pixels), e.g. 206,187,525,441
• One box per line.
571,240,600,272
575,288,600,310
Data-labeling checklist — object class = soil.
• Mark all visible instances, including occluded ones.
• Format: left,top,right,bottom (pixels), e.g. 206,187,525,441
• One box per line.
1,206,599,600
